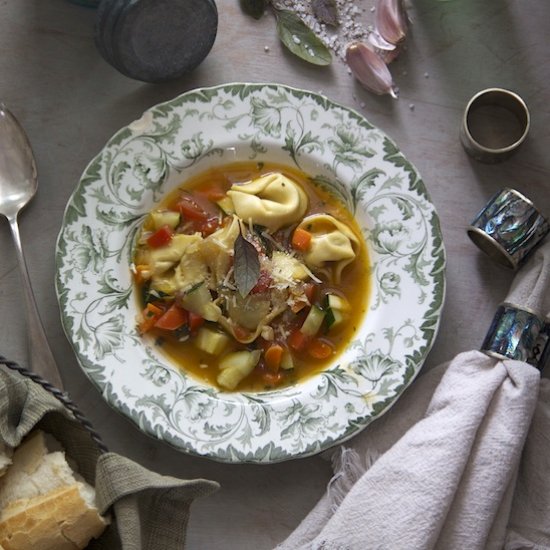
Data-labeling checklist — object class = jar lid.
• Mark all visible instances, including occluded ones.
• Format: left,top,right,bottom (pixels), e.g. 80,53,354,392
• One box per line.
95,0,218,82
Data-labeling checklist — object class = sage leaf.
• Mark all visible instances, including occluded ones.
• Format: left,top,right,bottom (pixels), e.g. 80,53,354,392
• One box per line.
311,0,339,26
239,0,267,20
234,232,260,298
275,10,332,66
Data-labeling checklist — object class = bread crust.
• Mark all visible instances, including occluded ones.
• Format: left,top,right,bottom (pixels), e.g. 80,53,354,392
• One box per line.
0,484,108,550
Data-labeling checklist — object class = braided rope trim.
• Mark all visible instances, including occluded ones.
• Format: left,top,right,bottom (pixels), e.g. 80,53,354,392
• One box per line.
0,355,108,454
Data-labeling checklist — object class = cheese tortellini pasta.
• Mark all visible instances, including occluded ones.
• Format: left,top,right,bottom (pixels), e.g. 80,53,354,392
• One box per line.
297,214,360,282
227,173,308,231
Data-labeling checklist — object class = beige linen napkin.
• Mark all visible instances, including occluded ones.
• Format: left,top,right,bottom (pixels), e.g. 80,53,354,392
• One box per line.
276,240,550,550
0,361,219,549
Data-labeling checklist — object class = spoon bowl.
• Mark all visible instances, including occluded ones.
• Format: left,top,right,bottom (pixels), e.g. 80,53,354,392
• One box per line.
0,104,64,389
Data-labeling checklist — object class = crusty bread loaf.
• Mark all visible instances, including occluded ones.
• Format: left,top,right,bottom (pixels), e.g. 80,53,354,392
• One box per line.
0,431,108,550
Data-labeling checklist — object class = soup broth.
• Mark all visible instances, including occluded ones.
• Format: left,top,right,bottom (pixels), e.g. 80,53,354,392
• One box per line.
133,161,370,392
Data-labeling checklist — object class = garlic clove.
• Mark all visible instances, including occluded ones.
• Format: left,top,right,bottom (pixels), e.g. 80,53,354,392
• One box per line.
345,42,399,98
368,30,396,52
375,0,408,46
368,30,401,63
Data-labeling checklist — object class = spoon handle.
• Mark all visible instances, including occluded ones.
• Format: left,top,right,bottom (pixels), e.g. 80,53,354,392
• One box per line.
8,215,64,390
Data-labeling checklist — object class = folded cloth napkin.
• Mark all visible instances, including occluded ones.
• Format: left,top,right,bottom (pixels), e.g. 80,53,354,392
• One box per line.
0,360,219,550
276,240,550,550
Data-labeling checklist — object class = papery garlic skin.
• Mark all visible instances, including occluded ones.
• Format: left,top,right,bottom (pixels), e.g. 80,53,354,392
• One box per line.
375,0,408,46
368,30,401,63
345,42,399,98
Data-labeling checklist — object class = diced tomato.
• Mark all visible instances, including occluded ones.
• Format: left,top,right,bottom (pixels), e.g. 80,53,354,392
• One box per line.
154,303,189,331
196,217,221,237
188,311,205,332
291,228,312,252
264,344,284,373
176,195,209,221
288,328,310,352
146,225,173,248
307,338,334,359
250,271,272,294
138,302,164,333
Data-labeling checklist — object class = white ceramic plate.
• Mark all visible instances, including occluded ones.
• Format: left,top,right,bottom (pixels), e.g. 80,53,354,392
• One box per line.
55,83,445,463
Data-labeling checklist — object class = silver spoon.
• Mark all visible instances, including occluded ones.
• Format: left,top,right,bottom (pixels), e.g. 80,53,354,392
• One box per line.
0,104,64,389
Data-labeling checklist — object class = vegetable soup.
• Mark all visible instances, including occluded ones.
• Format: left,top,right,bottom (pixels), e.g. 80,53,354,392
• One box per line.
132,162,370,392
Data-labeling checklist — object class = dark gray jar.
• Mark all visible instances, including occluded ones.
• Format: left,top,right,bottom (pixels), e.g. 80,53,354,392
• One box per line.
95,0,218,82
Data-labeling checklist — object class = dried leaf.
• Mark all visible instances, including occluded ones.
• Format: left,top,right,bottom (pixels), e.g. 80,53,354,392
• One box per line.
375,0,408,45
311,0,339,27
239,0,268,20
345,41,398,98
275,10,332,66
234,231,260,298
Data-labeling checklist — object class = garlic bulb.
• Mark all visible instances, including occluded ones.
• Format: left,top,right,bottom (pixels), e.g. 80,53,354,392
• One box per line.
345,42,398,98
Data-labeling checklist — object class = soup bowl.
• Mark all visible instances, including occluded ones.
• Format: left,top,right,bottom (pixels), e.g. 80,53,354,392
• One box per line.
55,83,446,463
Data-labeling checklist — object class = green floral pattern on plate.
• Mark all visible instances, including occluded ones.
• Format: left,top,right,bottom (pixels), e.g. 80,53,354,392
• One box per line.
55,83,446,463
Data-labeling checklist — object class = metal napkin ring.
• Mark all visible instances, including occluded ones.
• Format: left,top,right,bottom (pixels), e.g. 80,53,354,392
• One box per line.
481,303,549,369
460,88,530,163
467,188,550,269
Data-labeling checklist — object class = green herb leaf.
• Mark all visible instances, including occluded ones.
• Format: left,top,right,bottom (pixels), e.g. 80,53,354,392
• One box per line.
234,232,260,298
311,0,339,26
275,10,332,66
239,0,268,19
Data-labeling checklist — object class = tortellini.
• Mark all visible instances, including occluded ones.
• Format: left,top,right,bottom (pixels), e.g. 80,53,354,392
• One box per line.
138,233,201,277
201,215,240,286
297,214,360,282
227,173,308,231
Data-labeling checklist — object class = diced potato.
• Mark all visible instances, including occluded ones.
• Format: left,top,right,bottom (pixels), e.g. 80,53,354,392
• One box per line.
195,327,230,355
217,350,261,390
327,294,350,312
150,210,181,230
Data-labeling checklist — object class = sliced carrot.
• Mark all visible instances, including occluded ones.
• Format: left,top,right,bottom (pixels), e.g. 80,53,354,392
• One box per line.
291,228,312,252
307,338,334,360
264,344,284,373
288,328,310,352
154,303,188,331
188,311,205,332
147,225,173,248
176,195,208,221
133,264,149,284
138,303,164,333
197,184,227,203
